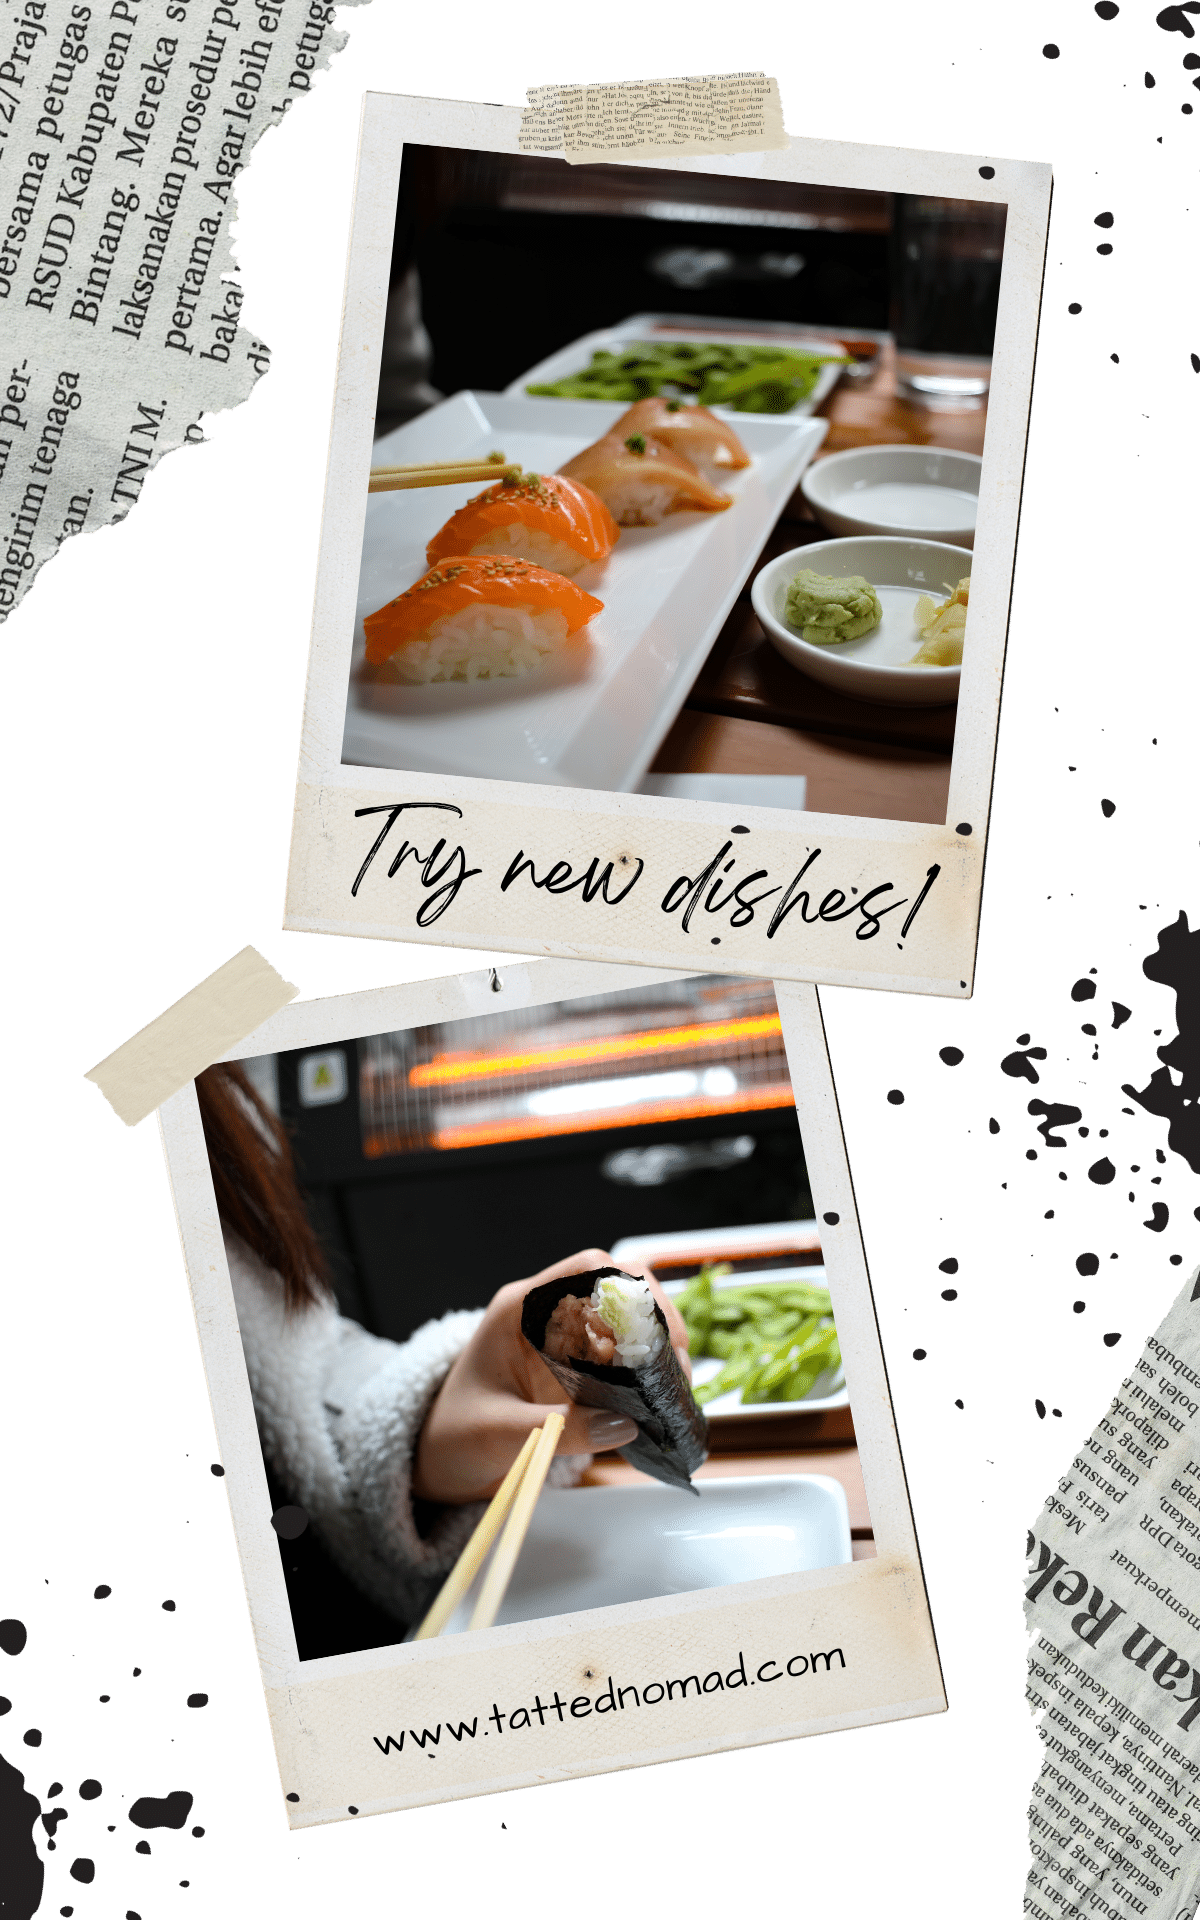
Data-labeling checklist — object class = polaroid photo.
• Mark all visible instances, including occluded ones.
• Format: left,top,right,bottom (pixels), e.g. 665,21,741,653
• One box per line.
284,92,1050,996
158,957,943,1823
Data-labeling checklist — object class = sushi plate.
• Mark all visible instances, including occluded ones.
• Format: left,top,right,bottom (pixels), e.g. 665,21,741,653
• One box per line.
342,392,827,790
612,1221,849,1421
418,1475,852,1634
505,313,848,417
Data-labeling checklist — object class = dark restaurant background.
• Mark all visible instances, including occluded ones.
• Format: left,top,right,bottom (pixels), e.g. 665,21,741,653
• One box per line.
376,144,1006,430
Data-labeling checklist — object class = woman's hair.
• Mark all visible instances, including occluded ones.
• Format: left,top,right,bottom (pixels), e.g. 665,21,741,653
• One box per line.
195,1062,328,1312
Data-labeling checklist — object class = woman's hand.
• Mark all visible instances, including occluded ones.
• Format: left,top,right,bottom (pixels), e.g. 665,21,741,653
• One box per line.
412,1248,691,1506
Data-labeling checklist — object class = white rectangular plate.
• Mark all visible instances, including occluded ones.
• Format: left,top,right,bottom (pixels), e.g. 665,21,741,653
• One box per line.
613,1221,848,1420
427,1475,852,1634
343,392,827,791
505,313,848,417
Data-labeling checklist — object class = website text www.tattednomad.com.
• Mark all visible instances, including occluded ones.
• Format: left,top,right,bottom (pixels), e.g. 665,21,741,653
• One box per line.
371,1646,845,1759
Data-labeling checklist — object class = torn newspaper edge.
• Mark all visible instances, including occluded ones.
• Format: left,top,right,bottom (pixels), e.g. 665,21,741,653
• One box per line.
155,958,945,1822
1025,1267,1200,1920
0,0,366,622
285,90,1053,995
86,944,296,1125
518,72,788,164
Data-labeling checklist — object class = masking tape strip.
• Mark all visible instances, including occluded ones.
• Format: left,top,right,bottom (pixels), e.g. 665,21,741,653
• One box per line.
85,947,299,1127
519,72,788,165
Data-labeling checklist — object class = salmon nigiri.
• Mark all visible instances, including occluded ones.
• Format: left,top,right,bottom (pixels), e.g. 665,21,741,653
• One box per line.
426,471,618,577
363,555,603,683
558,431,733,527
611,398,751,482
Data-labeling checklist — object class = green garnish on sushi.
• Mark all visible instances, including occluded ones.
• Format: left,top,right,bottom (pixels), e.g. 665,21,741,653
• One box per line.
624,433,647,454
676,1264,841,1406
528,340,850,413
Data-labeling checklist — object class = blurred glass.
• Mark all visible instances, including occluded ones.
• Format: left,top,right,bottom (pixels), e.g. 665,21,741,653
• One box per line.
890,195,1006,410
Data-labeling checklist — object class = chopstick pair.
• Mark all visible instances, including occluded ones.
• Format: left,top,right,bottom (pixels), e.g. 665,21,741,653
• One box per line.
412,1411,565,1640
368,454,520,493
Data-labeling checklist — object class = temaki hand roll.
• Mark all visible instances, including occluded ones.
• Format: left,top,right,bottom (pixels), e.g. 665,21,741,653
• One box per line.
521,1268,707,1494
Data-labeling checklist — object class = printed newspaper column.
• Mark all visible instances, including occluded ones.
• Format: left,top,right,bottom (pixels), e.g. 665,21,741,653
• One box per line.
0,0,364,621
1025,1268,1200,1920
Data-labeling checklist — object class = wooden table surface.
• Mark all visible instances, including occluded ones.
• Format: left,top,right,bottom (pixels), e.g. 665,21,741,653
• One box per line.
648,338,986,823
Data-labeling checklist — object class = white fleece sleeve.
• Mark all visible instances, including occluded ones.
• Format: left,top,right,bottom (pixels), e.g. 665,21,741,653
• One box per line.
226,1232,490,1627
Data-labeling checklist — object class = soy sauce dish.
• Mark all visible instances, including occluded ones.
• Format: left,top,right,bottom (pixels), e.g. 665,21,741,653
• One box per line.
800,444,981,547
750,534,970,706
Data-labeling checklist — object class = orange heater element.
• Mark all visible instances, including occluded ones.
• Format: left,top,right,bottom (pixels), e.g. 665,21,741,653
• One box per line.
407,1014,784,1088
358,979,795,1158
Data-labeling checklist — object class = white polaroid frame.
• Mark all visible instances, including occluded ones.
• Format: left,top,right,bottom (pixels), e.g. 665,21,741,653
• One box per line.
158,957,944,1823
285,92,1050,998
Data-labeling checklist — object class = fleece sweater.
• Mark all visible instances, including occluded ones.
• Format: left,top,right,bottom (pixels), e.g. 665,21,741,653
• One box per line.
226,1232,585,1628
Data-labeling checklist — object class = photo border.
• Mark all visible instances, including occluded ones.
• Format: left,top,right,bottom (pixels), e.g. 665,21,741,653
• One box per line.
285,92,1050,997
158,957,945,1823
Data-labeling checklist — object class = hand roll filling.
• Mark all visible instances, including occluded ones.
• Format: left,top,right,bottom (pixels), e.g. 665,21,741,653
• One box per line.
523,1268,707,1494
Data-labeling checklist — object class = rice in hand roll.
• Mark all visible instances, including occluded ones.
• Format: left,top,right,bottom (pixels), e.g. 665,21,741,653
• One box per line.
363,555,603,683
425,471,618,578
522,1267,707,1493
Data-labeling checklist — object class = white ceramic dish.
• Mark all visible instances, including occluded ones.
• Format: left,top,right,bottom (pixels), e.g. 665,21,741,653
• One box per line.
506,314,848,417
800,444,981,546
750,534,970,707
664,1267,848,1418
611,1222,847,1420
343,392,827,788
421,1476,851,1634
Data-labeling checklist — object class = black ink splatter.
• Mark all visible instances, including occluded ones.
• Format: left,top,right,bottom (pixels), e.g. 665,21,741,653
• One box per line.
939,1047,964,1066
989,1118,1000,1134
913,1349,927,1360
1029,1100,1083,1147
69,1859,94,1884
1077,1254,1100,1276
210,1464,224,1477
822,1212,839,1226
1125,913,1200,1173
129,1793,193,1830
1043,42,1060,56
1112,1003,1131,1029
23,1731,41,1748
1095,212,1114,228
135,1841,151,1855
1144,1203,1169,1232
1104,1332,1122,1348
1002,1045,1047,1084
1101,799,1116,818
0,1622,26,1657
942,1289,958,1301
1088,1158,1116,1184
186,1695,207,1709
270,1507,309,1541
1074,1301,1086,1313
78,1780,101,1800
0,1752,44,1919
42,1806,68,1838
1157,3,1200,36
939,1258,958,1274
1071,979,1097,1002
1036,1400,1046,1419
162,1601,175,1613
887,1090,904,1105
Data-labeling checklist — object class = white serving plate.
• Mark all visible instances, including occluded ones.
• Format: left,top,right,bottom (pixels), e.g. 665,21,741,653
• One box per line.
507,314,848,417
343,392,827,789
424,1476,851,1634
801,443,981,546
751,534,970,708
663,1266,848,1419
612,1222,847,1420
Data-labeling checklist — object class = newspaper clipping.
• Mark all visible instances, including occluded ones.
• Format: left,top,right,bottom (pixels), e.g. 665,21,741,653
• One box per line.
518,72,788,164
1026,1269,1200,1920
0,0,361,621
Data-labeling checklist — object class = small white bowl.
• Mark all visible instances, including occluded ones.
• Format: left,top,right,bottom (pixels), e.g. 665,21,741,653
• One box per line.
751,535,970,707
800,444,981,547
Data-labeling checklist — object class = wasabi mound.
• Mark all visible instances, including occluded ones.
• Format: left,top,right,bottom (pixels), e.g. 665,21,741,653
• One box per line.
784,568,882,646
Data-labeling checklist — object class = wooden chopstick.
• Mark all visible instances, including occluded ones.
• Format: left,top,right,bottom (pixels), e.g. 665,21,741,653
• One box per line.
469,1412,564,1633
368,457,520,493
411,1426,542,1641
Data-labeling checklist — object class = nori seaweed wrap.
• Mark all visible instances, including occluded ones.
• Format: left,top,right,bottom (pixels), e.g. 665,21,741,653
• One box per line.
521,1266,708,1494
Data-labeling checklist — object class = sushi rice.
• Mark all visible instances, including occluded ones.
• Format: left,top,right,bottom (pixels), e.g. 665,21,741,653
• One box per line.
462,522,595,577
390,604,569,683
599,481,680,528
593,1273,667,1368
